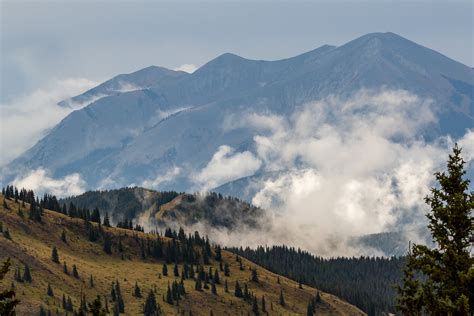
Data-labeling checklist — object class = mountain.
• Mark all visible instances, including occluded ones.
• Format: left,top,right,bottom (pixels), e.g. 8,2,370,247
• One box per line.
60,187,266,231
0,194,365,315
3,32,473,192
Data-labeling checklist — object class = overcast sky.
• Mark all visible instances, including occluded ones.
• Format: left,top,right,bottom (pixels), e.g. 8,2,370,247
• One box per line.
1,0,473,103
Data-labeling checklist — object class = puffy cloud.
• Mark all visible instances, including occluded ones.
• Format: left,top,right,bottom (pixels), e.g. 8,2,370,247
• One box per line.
142,167,181,189
174,64,198,73
193,145,262,191
0,78,97,166
191,89,470,256
12,168,86,198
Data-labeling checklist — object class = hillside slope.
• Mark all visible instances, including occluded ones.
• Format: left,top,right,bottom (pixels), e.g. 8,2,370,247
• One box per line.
0,195,364,315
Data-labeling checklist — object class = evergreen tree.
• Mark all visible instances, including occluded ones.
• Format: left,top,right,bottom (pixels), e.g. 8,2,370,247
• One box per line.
115,281,125,313
51,247,59,263
261,295,266,313
63,262,69,275
88,295,106,316
66,296,74,312
194,278,202,291
103,212,111,227
162,264,168,276
14,267,22,283
397,145,474,315
251,268,259,283
103,234,112,254
62,294,67,310
252,296,259,316
133,281,142,298
89,275,94,288
224,279,229,293
173,263,179,277
47,283,54,297
72,264,79,278
23,264,32,282
315,291,321,303
144,290,160,316
3,228,11,240
307,301,314,316
3,199,8,210
61,230,67,243
224,263,230,276
0,258,19,315
279,289,285,307
215,246,222,261
166,285,173,304
211,281,217,295
234,281,243,298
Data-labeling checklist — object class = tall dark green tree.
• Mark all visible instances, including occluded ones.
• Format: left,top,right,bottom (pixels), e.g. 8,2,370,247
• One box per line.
51,247,59,263
23,264,32,283
88,296,106,316
144,290,160,315
397,144,474,315
0,258,19,315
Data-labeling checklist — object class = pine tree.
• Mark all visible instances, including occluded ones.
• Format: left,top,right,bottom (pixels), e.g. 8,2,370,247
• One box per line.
173,263,179,277
3,228,11,240
115,280,125,313
144,290,160,316
133,281,142,298
47,283,54,297
162,264,168,276
195,278,202,291
88,295,106,316
224,263,230,276
51,247,59,263
72,264,79,279
103,233,112,254
0,262,19,315
61,230,67,243
252,296,259,316
211,281,217,295
166,285,173,304
261,295,266,313
234,280,243,298
307,301,314,316
224,279,229,293
251,268,259,283
3,199,8,210
90,275,94,288
63,262,69,275
62,294,67,310
315,291,321,303
23,264,32,282
103,212,111,227
279,289,285,307
397,145,474,315
66,296,74,311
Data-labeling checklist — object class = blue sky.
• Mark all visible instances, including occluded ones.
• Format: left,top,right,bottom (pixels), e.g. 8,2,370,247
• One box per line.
1,0,472,103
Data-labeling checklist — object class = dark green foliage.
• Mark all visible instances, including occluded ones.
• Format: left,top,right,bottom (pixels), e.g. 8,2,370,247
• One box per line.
166,285,173,304
103,212,111,227
89,275,94,288
211,281,217,295
251,268,259,283
0,258,19,315
23,264,32,283
88,296,106,316
215,246,222,261
47,283,54,297
144,290,161,316
3,228,11,240
111,281,124,313
103,233,112,254
14,267,22,283
133,281,142,298
28,199,42,222
397,145,474,315
173,263,179,277
162,264,168,276
72,264,79,279
224,263,230,276
279,289,285,307
51,246,59,263
195,278,202,291
63,262,68,275
252,296,259,315
3,199,8,210
234,280,243,298
61,230,67,243
224,279,228,293
230,246,404,315
261,295,266,313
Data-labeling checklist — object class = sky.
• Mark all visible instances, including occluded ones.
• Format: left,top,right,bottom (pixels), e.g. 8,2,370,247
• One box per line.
1,0,473,104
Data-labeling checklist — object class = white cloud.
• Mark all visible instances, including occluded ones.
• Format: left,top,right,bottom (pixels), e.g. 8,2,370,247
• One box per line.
193,145,262,191
174,64,198,73
190,89,471,256
12,168,86,198
142,167,181,189
0,78,97,166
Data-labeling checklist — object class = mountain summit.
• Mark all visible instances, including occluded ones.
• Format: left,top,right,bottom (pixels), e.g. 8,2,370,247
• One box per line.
3,32,473,192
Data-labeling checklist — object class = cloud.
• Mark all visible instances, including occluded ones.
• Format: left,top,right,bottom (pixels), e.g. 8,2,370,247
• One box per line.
193,145,262,191
190,89,470,256
12,168,86,198
0,78,97,166
174,64,198,73
142,167,181,189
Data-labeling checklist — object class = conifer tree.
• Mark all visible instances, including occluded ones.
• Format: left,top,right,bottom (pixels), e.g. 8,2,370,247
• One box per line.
166,285,173,304
63,262,69,275
195,278,202,291
211,281,217,295
103,212,111,227
115,280,125,313
307,301,314,316
90,275,94,288
3,228,11,240
133,281,142,298
51,247,59,263
251,268,259,283
0,261,19,315
144,290,160,316
279,289,285,307
103,233,112,254
173,263,179,277
224,279,228,293
23,264,32,282
72,264,79,279
234,281,243,298
252,296,259,316
3,199,8,210
224,263,230,276
47,283,54,297
61,230,67,243
162,264,168,276
88,295,106,316
397,145,474,315
66,296,73,311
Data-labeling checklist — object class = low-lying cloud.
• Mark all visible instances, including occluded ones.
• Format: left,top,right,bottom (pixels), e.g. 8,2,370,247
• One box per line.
0,78,97,166
12,168,86,198
191,89,472,256
174,64,198,73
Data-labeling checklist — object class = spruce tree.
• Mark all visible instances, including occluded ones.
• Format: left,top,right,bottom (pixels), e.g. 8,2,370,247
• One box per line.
279,289,285,307
88,295,106,316
224,263,230,276
252,296,259,316
397,145,474,315
103,212,111,227
0,258,19,315
61,230,67,243
195,278,202,291
72,264,79,278
51,247,59,263
23,264,32,282
162,264,168,276
166,285,173,304
133,281,142,298
144,290,160,316
47,283,54,297
115,280,125,313
234,281,243,298
90,275,94,288
63,262,69,275
251,268,259,283
211,281,217,295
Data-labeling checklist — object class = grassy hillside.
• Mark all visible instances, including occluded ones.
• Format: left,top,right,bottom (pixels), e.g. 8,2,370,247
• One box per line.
0,195,364,315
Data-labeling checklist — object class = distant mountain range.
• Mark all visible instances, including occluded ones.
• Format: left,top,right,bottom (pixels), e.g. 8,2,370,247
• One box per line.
3,32,473,196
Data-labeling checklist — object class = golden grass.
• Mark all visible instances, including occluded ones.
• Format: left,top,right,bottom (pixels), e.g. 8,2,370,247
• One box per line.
0,195,365,315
